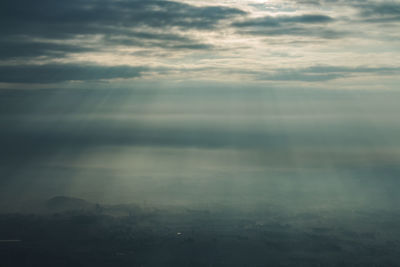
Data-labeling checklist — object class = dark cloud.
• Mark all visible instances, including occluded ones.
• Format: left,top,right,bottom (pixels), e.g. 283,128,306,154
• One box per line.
103,32,213,51
357,3,400,23
1,90,399,169
233,14,334,27
232,14,343,38
0,0,245,36
364,3,400,16
0,113,392,165
261,70,344,82
0,64,146,83
241,27,344,39
292,0,400,23
0,0,245,60
258,66,400,82
0,39,94,60
305,65,400,74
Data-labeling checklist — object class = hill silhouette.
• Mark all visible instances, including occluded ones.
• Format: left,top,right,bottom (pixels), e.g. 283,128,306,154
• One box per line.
46,196,95,211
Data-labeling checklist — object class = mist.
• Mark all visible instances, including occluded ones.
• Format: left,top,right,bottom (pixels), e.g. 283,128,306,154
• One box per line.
1,86,399,214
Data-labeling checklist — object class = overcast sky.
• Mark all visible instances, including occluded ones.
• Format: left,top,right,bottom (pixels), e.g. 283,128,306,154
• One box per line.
0,0,400,88
1,0,400,211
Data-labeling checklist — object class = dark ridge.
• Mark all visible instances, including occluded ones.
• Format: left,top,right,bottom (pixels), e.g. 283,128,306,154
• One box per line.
46,196,94,211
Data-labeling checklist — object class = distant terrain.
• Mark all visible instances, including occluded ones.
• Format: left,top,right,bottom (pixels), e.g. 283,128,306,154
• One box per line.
1,196,400,266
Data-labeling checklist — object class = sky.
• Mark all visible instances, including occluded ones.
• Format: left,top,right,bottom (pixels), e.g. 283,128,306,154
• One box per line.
0,0,400,211
0,0,400,88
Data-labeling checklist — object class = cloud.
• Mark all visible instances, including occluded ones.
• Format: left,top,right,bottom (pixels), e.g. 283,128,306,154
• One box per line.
257,66,400,82
103,32,213,51
0,0,399,86
0,0,245,60
232,14,343,38
1,88,399,168
0,64,147,83
292,0,400,23
240,27,344,39
233,14,334,27
0,39,94,60
0,0,246,35
357,2,400,23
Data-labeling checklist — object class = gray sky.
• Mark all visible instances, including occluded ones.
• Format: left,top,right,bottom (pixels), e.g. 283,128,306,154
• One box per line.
0,0,399,89
0,0,400,211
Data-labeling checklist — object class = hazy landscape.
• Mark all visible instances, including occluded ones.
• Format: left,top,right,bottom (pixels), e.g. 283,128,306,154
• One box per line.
1,0,400,266
1,196,400,267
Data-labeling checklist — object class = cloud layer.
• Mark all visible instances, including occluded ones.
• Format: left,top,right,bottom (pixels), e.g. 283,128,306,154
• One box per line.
0,0,399,86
